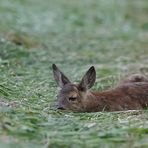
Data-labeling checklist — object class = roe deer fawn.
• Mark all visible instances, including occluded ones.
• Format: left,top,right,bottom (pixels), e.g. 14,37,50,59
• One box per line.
52,64,148,112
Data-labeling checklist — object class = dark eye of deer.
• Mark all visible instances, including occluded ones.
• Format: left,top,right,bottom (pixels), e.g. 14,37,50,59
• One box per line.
69,97,77,101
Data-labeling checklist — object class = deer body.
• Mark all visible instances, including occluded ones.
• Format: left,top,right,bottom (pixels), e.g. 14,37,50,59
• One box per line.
52,64,148,112
81,83,148,112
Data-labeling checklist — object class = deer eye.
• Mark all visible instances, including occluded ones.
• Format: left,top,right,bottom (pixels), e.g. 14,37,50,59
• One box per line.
68,97,77,101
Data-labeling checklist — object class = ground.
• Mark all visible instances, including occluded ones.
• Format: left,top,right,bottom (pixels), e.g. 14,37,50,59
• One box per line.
0,0,148,147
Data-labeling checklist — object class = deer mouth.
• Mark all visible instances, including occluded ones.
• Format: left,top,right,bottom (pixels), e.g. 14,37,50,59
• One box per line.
57,106,66,110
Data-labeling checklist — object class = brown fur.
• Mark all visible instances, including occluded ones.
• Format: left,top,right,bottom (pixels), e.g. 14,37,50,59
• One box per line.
52,64,148,112
82,83,148,112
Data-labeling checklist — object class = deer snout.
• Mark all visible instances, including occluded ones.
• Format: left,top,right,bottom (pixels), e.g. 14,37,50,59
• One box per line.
57,105,65,110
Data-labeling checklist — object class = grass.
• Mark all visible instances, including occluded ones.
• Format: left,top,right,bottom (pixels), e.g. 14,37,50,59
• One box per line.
0,0,148,147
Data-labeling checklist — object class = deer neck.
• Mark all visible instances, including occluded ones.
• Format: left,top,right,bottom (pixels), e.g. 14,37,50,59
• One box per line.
81,90,110,112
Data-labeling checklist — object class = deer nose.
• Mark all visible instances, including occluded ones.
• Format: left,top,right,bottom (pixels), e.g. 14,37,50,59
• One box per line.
57,106,65,110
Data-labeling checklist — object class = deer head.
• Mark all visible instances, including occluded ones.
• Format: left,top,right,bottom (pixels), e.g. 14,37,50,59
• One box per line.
52,64,96,112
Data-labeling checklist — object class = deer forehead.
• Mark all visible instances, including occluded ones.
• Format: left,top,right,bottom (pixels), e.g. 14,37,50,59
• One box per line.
68,91,78,97
60,84,78,94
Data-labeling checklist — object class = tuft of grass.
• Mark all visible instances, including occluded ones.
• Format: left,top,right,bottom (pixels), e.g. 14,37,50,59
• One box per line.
0,0,148,147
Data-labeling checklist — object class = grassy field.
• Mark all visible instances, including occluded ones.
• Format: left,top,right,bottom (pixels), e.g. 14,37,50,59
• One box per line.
0,0,148,147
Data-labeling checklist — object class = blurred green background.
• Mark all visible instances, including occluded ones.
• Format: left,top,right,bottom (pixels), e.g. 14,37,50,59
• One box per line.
0,0,148,147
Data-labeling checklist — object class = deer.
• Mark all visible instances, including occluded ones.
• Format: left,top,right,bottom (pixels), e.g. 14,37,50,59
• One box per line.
52,64,148,112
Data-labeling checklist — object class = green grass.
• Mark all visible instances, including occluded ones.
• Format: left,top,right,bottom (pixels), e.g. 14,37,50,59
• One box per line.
0,0,148,147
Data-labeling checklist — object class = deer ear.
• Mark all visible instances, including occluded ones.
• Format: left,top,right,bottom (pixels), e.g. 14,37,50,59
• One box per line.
52,64,71,87
79,66,96,91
